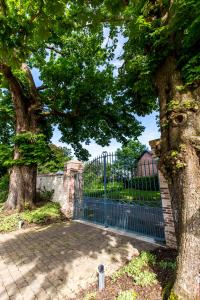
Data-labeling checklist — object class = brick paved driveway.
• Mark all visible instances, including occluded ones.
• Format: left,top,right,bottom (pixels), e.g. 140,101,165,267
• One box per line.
0,222,157,300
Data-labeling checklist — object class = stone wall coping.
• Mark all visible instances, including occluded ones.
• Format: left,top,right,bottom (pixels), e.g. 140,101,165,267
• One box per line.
37,173,64,177
64,160,84,172
66,160,83,165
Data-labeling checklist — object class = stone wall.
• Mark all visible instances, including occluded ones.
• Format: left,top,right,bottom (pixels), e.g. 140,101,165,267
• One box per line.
37,174,66,208
36,160,84,218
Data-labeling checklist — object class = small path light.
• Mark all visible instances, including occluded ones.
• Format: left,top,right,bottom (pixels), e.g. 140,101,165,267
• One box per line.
98,264,105,291
18,220,24,229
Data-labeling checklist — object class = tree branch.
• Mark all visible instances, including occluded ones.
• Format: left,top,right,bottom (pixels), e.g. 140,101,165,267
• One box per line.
46,46,64,55
37,85,47,91
41,108,80,118
0,64,24,98
0,0,7,16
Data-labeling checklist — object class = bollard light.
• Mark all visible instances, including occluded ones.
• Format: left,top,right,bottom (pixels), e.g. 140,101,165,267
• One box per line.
18,220,24,229
98,264,105,291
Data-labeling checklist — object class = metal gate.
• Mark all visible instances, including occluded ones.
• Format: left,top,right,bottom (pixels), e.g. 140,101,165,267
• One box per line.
74,152,165,242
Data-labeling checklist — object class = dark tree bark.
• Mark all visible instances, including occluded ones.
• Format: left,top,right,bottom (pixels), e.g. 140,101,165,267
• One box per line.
2,64,41,211
155,56,200,300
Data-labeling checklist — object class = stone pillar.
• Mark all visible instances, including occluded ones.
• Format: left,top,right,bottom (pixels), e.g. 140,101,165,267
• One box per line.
63,160,84,219
149,139,177,248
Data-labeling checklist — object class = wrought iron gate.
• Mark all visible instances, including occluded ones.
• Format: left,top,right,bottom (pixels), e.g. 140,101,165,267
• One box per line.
74,152,165,242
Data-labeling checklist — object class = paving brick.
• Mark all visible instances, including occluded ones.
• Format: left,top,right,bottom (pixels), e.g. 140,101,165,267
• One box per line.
0,222,158,299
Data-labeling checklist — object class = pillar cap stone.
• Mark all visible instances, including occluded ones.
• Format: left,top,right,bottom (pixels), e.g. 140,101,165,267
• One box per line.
64,160,84,173
149,139,161,158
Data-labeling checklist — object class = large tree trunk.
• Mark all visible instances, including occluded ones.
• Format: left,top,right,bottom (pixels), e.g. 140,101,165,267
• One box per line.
5,165,37,211
155,56,200,299
2,64,41,211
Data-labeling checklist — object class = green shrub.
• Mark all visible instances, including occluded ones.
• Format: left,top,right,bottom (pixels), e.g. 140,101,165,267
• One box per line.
133,270,157,286
36,187,54,202
127,175,159,191
116,290,137,300
83,292,96,300
112,252,157,286
0,212,20,232
22,202,61,224
0,202,62,233
159,260,176,270
162,280,175,300
0,174,9,203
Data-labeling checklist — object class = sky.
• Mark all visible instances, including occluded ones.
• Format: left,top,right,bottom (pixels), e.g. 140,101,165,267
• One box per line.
33,30,160,159
51,112,160,158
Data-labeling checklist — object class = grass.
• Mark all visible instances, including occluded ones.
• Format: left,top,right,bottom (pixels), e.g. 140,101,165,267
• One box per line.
0,202,62,233
106,189,160,202
85,181,160,206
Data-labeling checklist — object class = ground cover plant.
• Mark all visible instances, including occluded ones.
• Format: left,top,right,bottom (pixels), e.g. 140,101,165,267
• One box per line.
78,248,177,300
0,202,64,233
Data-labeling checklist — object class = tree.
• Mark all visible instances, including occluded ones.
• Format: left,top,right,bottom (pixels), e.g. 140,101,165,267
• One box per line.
116,140,147,167
109,1,200,299
113,140,147,183
38,144,72,174
0,1,143,211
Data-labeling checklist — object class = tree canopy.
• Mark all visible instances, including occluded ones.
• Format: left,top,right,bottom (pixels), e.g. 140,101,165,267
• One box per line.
117,0,200,112
115,139,147,169
0,0,144,163
38,144,72,174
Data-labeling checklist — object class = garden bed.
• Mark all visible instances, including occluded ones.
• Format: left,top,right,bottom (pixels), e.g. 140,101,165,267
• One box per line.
77,248,177,300
0,201,67,233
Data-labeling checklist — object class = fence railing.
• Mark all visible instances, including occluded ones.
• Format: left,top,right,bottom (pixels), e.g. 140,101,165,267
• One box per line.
83,152,161,207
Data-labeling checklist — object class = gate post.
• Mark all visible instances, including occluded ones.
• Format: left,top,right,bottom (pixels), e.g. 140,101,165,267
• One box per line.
149,139,177,248
63,160,84,219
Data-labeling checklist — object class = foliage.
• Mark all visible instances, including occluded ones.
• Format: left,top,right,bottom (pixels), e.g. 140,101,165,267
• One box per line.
114,0,200,110
0,202,62,232
38,144,72,173
0,132,51,168
133,270,157,287
22,202,61,224
0,1,144,162
0,208,20,233
83,292,97,300
0,174,9,203
116,140,147,161
125,175,160,192
85,186,160,206
114,140,147,172
162,280,175,300
112,251,157,286
0,90,14,145
84,174,160,205
159,260,176,270
116,290,137,300
36,187,54,203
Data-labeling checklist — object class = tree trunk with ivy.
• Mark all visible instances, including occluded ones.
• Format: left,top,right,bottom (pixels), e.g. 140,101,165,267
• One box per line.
2,64,40,211
155,56,200,300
